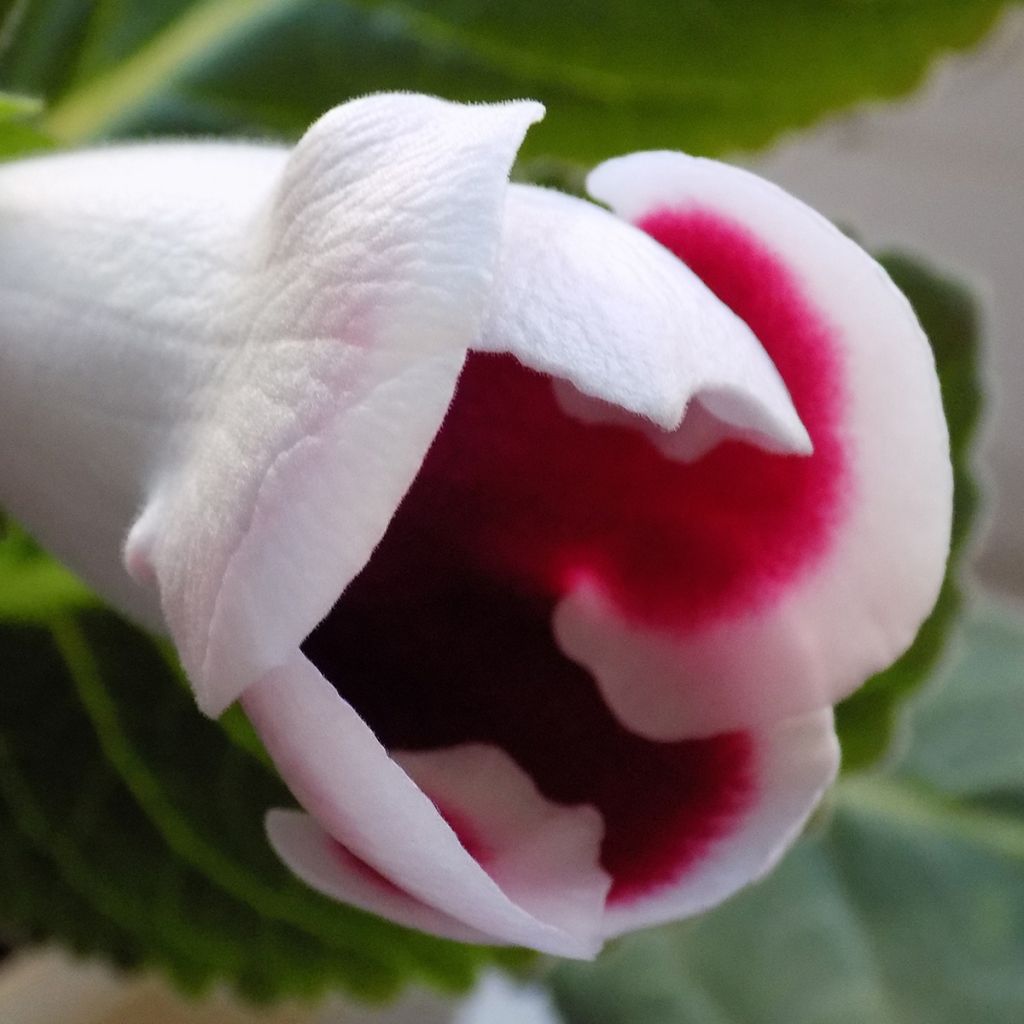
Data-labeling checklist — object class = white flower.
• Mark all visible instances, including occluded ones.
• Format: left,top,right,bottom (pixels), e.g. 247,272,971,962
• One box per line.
0,94,951,957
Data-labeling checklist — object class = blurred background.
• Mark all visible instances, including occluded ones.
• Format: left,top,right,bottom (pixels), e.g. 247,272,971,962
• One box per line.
1,2,1022,1021
750,8,1024,600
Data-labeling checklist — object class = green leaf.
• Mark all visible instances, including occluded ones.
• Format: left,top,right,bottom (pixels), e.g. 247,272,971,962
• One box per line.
553,793,1024,1024
551,602,1024,1024
0,117,53,157
0,85,52,157
0,520,98,622
0,90,42,119
0,0,1012,158
902,599,1024,798
834,252,982,770
0,607,527,1000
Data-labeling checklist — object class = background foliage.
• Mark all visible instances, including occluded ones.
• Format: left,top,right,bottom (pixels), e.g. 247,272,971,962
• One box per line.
0,0,1020,1017
0,0,1014,156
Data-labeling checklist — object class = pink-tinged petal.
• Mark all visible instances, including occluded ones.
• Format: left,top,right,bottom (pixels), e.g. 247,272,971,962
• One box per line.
602,708,839,934
479,184,811,455
243,655,605,957
300,339,813,914
394,745,610,941
126,95,544,716
265,810,494,945
538,152,951,737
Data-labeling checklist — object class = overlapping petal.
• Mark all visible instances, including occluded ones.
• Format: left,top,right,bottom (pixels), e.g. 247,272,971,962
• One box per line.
0,95,951,958
131,96,546,717
575,152,952,738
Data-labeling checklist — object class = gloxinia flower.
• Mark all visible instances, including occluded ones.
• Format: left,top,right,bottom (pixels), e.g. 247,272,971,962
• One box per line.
0,93,950,957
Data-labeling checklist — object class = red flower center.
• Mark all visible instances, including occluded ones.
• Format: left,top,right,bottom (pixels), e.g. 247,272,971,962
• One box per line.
305,207,847,902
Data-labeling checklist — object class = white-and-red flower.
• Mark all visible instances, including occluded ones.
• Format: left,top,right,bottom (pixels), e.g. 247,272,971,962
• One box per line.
0,94,951,957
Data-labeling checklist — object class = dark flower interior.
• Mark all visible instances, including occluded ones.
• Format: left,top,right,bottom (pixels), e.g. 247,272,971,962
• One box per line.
303,209,847,902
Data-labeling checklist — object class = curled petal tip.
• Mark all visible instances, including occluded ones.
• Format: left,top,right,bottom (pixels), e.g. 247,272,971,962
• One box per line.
480,182,812,459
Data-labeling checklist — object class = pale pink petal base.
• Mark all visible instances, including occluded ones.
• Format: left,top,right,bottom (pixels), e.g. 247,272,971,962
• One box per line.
243,656,604,957
266,810,494,945
266,743,611,950
395,745,610,941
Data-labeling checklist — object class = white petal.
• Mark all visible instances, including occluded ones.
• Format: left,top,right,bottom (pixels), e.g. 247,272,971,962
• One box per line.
265,809,494,945
147,96,545,716
0,141,288,629
564,152,953,737
395,744,610,942
0,94,544,714
478,184,811,454
243,655,603,958
602,708,839,936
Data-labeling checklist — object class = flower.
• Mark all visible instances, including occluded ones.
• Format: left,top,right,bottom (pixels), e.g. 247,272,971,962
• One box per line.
0,94,951,957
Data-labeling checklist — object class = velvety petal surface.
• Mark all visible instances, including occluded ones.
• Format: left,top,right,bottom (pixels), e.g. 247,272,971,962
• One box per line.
128,95,544,715
478,184,811,454
0,142,285,629
0,95,543,717
551,152,953,738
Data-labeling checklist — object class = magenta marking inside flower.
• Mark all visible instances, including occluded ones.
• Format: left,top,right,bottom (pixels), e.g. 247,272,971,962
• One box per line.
631,205,850,626
304,207,847,903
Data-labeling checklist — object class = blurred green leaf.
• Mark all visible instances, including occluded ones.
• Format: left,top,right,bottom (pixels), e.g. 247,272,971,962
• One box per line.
902,599,1024,797
0,598,527,999
0,520,98,621
0,0,1013,158
0,85,52,157
0,117,52,156
551,602,1024,1024
0,90,41,119
834,252,981,770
